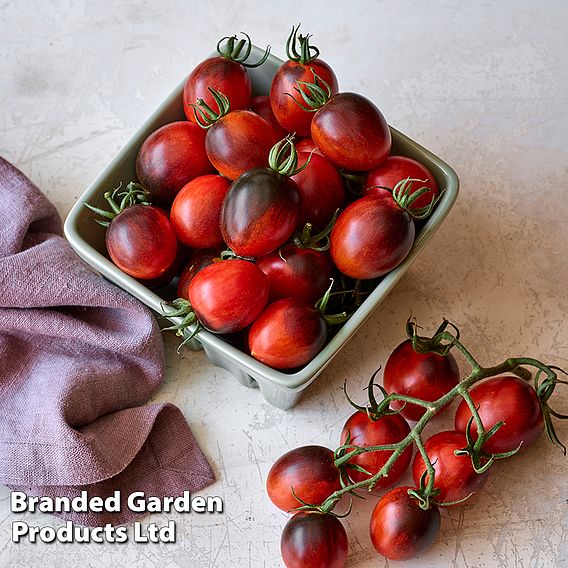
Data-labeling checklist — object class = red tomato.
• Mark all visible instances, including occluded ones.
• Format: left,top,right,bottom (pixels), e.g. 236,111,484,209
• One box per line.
330,191,414,280
383,339,460,422
249,298,327,369
454,376,544,454
221,167,300,257
281,512,348,568
170,174,230,249
291,151,345,230
311,92,391,171
370,486,441,561
412,430,490,505
267,446,341,512
188,260,268,334
365,156,439,210
183,57,251,123
135,121,213,204
177,249,222,299
296,137,323,155
256,245,334,304
250,95,288,140
204,110,276,180
340,411,412,490
105,205,177,280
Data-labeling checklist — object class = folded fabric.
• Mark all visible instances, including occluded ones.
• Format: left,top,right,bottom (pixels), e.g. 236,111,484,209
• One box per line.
0,156,214,526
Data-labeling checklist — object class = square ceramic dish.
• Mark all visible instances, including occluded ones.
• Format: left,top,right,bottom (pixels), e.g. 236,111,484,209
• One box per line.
64,47,459,410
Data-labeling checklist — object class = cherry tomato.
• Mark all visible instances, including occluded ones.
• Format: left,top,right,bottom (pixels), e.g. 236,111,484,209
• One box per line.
370,486,441,561
281,512,348,568
291,151,345,230
311,92,391,171
330,191,414,280
365,155,439,210
340,411,412,490
135,121,213,204
170,174,230,249
221,167,300,257
250,95,288,140
249,298,327,370
188,259,268,334
105,204,177,280
454,376,544,454
412,430,489,505
256,245,334,304
177,249,222,299
267,446,341,512
183,57,251,123
383,339,460,422
296,137,323,155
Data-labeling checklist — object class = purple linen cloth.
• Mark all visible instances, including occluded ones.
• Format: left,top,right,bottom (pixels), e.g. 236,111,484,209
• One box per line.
0,157,214,526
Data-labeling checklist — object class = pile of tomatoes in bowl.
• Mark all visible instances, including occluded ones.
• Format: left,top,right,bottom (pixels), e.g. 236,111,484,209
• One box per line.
86,25,442,372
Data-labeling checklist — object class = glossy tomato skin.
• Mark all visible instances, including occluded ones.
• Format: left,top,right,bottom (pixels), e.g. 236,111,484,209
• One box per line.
205,111,276,180
312,92,391,171
183,57,251,122
249,298,327,370
365,156,439,210
221,168,300,257
291,151,345,230
454,376,544,454
106,205,177,280
136,121,213,204
281,512,348,568
170,175,230,249
177,249,222,299
296,137,323,155
267,446,341,512
188,260,268,334
330,192,414,280
383,339,460,422
340,411,412,490
250,95,288,140
257,245,334,304
412,430,489,505
270,59,338,137
370,486,441,561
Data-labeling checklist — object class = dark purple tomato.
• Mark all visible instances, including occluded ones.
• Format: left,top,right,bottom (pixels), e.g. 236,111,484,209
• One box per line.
412,430,490,505
105,204,177,280
256,245,334,304
205,110,276,180
250,95,288,140
311,92,391,171
135,121,214,204
291,151,345,230
365,156,439,210
249,298,327,370
454,376,544,454
383,339,460,422
281,512,348,568
183,56,251,122
330,192,414,280
266,446,341,512
170,174,230,249
370,486,441,561
340,411,412,490
188,259,268,334
177,249,222,299
271,59,338,137
221,167,300,257
296,137,323,155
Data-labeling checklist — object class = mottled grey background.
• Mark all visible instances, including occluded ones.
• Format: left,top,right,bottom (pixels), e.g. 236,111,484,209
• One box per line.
1,0,567,566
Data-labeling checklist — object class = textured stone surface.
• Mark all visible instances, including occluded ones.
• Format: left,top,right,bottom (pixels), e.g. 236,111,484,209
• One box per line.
1,1,567,566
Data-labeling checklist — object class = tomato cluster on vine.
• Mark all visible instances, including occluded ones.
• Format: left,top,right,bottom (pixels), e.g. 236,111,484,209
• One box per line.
85,25,442,371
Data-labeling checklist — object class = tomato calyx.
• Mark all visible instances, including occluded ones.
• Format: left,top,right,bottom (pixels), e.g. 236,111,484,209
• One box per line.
285,23,320,65
189,87,231,128
267,135,312,177
288,68,332,112
387,177,442,219
216,32,271,68
84,182,151,227
291,210,338,252
535,366,568,454
161,298,202,353
315,280,350,327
